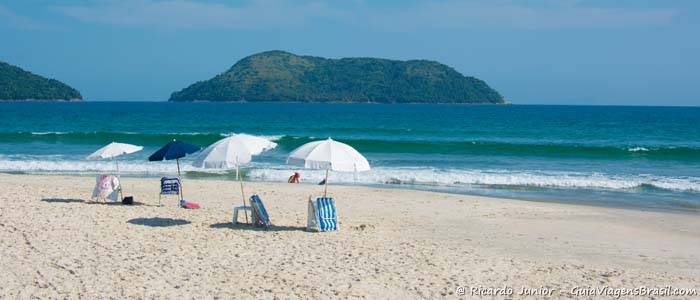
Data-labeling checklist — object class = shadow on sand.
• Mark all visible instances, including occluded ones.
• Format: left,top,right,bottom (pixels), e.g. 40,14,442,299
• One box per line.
86,201,149,206
41,198,85,203
127,217,191,227
41,198,151,206
209,222,307,232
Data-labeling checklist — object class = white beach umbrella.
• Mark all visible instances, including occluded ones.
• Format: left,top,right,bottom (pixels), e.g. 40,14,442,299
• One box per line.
193,134,277,173
87,142,143,200
86,142,144,177
286,138,370,196
193,134,277,221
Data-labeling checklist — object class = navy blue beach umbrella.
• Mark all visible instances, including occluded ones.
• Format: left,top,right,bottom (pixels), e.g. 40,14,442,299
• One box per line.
148,139,202,176
148,139,201,201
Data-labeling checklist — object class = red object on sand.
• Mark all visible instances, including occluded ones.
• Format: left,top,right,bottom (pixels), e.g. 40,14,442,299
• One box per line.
183,202,200,209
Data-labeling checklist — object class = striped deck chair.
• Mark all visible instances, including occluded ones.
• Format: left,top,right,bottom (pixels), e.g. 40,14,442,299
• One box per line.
307,197,338,232
249,194,271,228
159,177,181,206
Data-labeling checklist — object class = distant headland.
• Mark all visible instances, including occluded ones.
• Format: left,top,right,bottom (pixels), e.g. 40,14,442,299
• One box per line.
0,61,82,102
169,51,505,104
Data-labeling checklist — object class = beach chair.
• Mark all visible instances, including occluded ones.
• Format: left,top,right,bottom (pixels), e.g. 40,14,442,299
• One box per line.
307,197,338,232
159,177,181,206
249,194,271,228
91,174,121,202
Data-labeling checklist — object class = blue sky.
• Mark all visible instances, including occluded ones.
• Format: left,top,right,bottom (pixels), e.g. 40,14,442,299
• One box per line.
1,0,698,105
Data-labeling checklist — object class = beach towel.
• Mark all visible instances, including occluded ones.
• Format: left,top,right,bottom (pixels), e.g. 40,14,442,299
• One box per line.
182,202,200,209
91,174,120,202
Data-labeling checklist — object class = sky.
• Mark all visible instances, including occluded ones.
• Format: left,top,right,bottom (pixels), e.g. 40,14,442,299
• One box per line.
1,0,699,105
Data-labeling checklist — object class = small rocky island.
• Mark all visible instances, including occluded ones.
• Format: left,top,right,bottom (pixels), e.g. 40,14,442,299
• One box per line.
0,61,82,102
169,51,504,104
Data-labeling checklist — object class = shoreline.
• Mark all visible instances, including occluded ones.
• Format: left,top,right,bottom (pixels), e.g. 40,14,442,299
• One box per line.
1,173,698,298
4,171,699,216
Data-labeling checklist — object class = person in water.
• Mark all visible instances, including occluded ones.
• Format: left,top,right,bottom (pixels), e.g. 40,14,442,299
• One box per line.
288,172,301,183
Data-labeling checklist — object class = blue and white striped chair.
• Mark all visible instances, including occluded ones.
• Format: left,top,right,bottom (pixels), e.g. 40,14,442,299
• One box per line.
159,177,180,206
249,194,271,228
307,197,338,232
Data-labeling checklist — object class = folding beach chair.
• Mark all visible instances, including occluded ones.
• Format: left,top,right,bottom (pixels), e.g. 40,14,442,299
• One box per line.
91,174,121,202
249,194,271,228
307,196,338,232
159,177,181,206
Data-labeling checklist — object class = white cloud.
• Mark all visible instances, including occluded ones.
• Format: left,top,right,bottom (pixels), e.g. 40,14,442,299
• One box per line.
52,0,676,31
0,5,52,30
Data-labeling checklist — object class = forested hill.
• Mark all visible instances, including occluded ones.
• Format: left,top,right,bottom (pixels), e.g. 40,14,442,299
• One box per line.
0,61,82,101
169,51,504,104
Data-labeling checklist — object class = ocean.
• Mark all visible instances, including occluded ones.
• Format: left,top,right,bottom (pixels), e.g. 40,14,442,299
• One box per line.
1,102,699,211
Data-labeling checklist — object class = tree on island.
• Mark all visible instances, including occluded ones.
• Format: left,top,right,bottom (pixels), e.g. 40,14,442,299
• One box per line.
0,61,82,101
169,51,504,104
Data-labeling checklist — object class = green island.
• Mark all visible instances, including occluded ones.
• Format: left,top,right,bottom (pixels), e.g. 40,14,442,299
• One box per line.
0,61,82,101
169,51,504,104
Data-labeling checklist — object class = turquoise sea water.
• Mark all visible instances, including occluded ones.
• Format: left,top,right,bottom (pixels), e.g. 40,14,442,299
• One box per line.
1,102,699,211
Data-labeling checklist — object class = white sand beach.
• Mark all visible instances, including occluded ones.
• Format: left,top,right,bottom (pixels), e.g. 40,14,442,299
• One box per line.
0,173,698,299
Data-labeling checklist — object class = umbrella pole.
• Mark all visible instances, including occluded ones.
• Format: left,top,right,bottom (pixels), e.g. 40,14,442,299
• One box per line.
237,159,249,224
115,157,119,179
324,167,329,197
177,158,184,201
177,158,181,177
115,158,123,200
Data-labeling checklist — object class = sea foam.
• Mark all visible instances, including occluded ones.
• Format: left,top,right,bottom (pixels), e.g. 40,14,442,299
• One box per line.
247,167,700,193
1,156,698,193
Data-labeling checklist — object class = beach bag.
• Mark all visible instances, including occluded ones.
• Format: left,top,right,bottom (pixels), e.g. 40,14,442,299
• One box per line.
122,196,134,205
